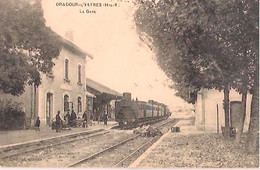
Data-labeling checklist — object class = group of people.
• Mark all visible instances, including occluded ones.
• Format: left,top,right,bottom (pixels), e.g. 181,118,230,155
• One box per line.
34,109,110,132
55,110,77,132
65,110,77,127
93,109,108,125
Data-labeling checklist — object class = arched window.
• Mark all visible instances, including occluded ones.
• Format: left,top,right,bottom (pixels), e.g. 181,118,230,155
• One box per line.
78,65,81,83
65,59,69,80
64,95,69,112
78,97,82,113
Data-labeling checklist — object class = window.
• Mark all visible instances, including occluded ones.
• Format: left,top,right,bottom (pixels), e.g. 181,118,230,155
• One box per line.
78,97,82,113
64,95,69,112
65,59,69,80
78,65,81,83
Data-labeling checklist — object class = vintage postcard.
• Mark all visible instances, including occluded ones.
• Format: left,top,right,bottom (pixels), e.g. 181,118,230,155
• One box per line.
0,0,258,168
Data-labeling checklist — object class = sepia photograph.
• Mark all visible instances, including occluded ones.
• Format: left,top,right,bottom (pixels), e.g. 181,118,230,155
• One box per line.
0,0,259,168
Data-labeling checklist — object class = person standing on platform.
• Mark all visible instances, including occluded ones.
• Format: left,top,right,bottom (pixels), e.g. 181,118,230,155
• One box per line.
82,111,88,128
93,109,97,121
89,112,94,126
103,113,108,125
65,110,71,127
90,112,93,120
71,110,77,127
35,116,40,131
97,113,100,124
56,111,62,132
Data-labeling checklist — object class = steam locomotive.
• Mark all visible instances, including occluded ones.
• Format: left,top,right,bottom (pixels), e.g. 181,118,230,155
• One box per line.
115,93,171,128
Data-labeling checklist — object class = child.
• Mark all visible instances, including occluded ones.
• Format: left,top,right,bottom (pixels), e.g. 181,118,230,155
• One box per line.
35,117,40,131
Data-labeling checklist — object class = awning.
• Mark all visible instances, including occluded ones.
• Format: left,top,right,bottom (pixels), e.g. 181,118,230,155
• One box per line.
86,91,96,98
86,78,122,97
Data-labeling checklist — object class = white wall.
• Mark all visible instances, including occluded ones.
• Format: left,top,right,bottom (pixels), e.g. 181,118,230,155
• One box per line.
195,88,252,132
37,47,87,125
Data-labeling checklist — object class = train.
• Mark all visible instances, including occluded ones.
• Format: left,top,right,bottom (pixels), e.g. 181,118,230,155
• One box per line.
115,92,171,129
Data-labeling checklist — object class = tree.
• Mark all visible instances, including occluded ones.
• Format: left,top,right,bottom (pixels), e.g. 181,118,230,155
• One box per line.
218,0,259,144
134,0,258,150
0,0,61,96
246,67,259,152
134,0,237,135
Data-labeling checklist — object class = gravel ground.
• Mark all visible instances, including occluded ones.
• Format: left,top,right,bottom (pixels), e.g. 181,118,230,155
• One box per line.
77,136,150,168
76,119,179,168
0,118,177,168
0,130,134,167
0,119,182,167
134,127,259,168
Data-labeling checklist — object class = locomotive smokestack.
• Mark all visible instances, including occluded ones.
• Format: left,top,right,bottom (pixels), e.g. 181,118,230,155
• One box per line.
148,100,153,104
123,92,131,101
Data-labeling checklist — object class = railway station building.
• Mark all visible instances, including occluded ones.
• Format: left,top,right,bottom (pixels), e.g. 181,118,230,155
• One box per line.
195,88,252,132
1,32,94,127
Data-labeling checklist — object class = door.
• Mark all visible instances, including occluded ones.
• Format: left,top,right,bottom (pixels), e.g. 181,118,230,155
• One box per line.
230,101,242,129
46,93,53,126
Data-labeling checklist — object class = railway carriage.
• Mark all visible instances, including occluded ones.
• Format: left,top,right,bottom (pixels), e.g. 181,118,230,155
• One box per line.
115,93,171,129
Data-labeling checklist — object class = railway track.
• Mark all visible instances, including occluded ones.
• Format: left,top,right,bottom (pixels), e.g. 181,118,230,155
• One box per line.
66,134,141,167
0,118,178,167
0,129,109,159
67,118,179,168
113,136,156,168
0,117,166,159
0,129,138,167
1,116,166,159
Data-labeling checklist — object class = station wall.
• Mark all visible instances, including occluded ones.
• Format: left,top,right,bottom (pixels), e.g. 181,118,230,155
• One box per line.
195,88,252,132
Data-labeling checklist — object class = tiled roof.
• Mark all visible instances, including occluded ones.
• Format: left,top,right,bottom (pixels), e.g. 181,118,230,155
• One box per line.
86,78,122,97
52,31,94,59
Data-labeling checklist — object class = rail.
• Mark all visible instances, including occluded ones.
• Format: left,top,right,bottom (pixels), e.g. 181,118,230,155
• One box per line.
0,130,110,159
114,119,178,167
113,137,155,167
66,134,141,167
67,118,179,168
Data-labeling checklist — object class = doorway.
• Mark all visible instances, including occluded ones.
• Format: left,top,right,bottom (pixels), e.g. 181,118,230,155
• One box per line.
230,101,242,128
46,93,53,126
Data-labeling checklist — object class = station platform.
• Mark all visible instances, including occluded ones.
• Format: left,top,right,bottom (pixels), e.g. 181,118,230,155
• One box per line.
129,116,258,168
0,121,118,149
129,118,196,168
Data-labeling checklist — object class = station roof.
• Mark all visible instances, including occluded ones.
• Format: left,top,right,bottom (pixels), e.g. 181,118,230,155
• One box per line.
86,91,96,98
86,78,122,97
52,31,94,59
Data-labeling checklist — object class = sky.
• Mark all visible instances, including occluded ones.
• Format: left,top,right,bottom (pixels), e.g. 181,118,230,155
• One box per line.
42,0,190,111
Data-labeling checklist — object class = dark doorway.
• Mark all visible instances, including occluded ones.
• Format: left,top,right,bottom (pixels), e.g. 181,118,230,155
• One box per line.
230,101,242,128
46,93,53,126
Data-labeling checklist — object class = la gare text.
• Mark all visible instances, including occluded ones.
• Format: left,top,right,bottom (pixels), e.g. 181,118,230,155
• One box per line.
80,9,96,14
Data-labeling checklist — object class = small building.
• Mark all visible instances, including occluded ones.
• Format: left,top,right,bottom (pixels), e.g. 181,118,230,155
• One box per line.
86,78,122,120
1,32,94,127
195,88,252,132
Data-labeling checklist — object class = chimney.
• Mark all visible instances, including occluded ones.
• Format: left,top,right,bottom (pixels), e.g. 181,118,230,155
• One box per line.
65,30,73,42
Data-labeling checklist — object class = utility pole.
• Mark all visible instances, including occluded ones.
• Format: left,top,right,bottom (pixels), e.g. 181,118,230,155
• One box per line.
217,104,219,134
